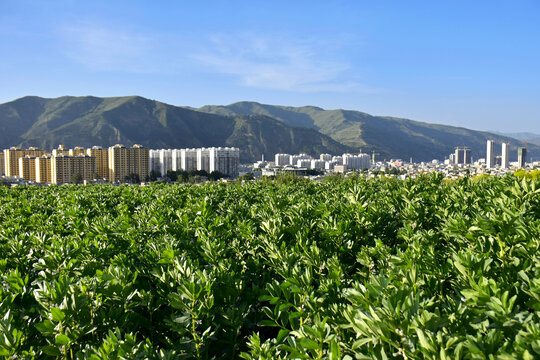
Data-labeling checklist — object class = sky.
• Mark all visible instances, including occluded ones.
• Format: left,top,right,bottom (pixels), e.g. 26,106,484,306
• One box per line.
1,0,539,133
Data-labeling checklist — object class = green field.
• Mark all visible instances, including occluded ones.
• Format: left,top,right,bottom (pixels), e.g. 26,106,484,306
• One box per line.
0,175,539,359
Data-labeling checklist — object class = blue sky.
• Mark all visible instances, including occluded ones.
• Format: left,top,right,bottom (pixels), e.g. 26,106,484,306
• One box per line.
1,0,539,133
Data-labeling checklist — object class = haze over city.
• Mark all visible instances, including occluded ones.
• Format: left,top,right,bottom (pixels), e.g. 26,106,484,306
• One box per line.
1,0,539,134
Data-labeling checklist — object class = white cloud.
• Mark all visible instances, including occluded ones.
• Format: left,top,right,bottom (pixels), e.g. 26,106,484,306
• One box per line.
193,33,373,93
58,22,162,73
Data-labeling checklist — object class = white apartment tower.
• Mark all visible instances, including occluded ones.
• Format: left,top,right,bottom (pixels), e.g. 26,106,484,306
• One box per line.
343,153,371,170
275,153,291,166
197,148,211,172
486,140,495,168
181,149,198,171
501,142,509,169
209,147,239,176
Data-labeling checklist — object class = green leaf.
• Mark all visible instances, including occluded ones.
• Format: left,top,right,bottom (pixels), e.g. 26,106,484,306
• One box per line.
55,334,70,345
300,338,319,350
0,346,10,356
42,345,62,356
259,320,279,327
276,329,289,343
35,320,55,335
50,308,65,322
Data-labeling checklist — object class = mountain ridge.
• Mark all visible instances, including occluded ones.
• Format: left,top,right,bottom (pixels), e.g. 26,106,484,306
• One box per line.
197,101,539,162
1,96,538,163
0,96,351,162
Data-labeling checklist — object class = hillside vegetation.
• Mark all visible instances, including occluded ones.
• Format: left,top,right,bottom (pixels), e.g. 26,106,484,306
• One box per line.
0,96,350,162
0,176,539,358
198,101,538,161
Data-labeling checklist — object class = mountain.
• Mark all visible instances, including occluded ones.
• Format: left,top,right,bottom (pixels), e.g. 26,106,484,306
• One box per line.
490,131,540,146
0,96,351,162
197,101,540,162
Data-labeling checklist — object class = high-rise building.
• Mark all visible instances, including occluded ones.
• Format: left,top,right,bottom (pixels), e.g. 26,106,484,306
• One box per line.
197,148,210,172
69,146,86,156
108,144,149,183
320,154,332,161
52,145,70,157
454,147,472,165
171,149,182,172
18,155,37,181
86,146,109,180
486,140,495,168
51,155,96,185
209,147,239,176
518,147,527,168
149,149,174,176
291,154,310,166
464,148,472,164
297,159,312,168
275,153,291,166
0,152,4,176
343,153,371,170
4,147,47,177
501,143,509,168
311,159,326,170
181,149,198,171
35,155,53,183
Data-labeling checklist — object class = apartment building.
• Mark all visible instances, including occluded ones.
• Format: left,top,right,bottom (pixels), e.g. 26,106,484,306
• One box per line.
51,155,96,185
343,153,371,170
4,147,47,177
0,152,4,176
18,156,38,182
69,146,86,156
209,147,239,176
86,146,109,180
52,145,70,157
181,148,198,171
108,144,149,182
197,148,211,172
35,155,53,183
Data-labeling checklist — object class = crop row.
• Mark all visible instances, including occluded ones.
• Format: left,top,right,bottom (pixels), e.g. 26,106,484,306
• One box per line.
0,174,539,359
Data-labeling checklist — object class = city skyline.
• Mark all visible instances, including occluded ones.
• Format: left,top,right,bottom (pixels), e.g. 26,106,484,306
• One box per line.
1,1,539,133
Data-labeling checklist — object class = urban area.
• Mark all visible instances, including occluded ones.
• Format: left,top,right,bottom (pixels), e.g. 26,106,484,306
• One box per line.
0,140,537,186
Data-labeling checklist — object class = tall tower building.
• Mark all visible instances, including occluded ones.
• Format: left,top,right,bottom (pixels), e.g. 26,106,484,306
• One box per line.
108,144,149,183
86,146,109,180
486,140,495,168
69,146,86,156
196,148,210,172
454,147,472,165
18,156,37,181
51,155,96,185
35,155,53,183
209,147,240,176
464,148,472,164
0,152,4,176
501,143,509,169
181,149,198,171
52,145,70,157
4,147,47,177
518,147,527,168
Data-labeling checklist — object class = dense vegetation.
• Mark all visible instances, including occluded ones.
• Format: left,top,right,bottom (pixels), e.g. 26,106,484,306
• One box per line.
0,96,349,162
197,101,539,161
0,175,539,359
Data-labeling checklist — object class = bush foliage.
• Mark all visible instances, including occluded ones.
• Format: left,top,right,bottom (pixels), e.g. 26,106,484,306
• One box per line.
0,175,539,359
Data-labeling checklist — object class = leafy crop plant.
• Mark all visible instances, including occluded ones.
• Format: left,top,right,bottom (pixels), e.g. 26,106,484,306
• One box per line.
0,175,538,359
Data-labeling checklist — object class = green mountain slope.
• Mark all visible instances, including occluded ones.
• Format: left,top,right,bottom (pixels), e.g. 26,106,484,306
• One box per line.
198,101,539,162
0,96,351,162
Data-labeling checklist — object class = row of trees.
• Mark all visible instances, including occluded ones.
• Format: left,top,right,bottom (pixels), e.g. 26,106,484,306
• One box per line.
149,169,229,183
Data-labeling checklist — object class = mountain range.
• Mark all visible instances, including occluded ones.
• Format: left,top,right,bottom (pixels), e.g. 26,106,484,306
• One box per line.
196,102,539,162
490,131,540,146
0,95,537,163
